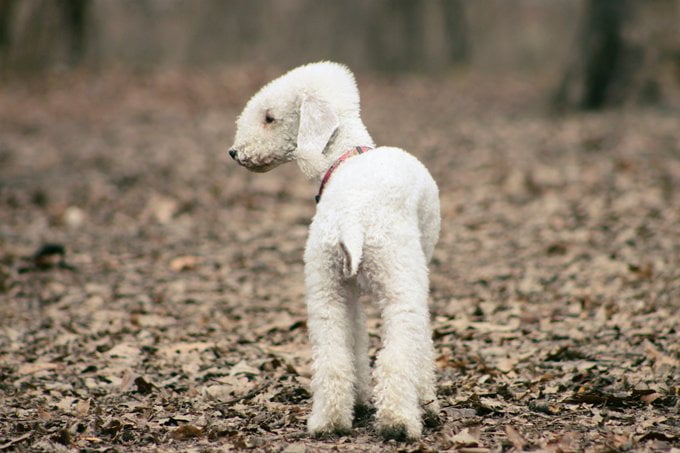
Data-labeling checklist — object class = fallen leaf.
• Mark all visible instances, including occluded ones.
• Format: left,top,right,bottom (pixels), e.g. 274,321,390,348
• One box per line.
644,341,679,368
17,362,60,375
528,400,561,415
56,396,77,412
37,406,52,420
170,424,203,440
637,431,678,442
565,388,658,408
0,433,32,450
145,194,178,224
159,342,214,358
170,256,199,272
75,398,90,417
79,436,103,443
504,425,527,449
496,357,518,373
107,343,141,366
640,392,662,404
283,443,306,453
229,361,260,377
450,427,481,446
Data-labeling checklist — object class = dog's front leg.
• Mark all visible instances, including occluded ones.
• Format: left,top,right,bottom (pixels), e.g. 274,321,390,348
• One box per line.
305,266,355,437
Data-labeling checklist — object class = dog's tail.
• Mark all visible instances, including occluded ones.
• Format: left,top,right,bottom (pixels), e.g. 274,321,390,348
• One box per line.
339,226,364,279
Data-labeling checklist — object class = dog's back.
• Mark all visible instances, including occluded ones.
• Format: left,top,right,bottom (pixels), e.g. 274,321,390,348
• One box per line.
307,146,440,281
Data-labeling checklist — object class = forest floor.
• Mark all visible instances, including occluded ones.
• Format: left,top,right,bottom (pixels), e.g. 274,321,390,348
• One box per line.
0,67,679,452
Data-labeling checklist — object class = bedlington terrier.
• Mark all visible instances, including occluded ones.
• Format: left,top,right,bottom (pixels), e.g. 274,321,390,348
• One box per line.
229,62,440,440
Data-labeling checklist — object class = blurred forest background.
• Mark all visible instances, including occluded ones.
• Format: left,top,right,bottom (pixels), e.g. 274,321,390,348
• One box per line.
1,0,679,109
1,1,680,451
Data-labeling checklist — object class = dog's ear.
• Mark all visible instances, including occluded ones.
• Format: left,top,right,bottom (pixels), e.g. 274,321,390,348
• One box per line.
296,95,339,160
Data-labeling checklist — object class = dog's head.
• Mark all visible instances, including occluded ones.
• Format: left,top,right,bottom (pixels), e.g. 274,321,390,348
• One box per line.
229,62,360,177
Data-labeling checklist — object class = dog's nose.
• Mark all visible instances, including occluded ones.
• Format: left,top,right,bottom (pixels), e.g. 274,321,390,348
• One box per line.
228,149,237,160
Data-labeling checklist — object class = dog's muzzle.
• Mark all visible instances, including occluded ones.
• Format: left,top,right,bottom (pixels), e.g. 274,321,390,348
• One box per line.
228,148,279,173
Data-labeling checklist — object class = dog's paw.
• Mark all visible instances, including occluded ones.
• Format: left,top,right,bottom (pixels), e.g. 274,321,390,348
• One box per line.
308,412,352,438
378,422,424,442
309,424,352,439
376,415,421,441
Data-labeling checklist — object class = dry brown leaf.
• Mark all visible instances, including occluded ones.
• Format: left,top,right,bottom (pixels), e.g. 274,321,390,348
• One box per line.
79,436,103,443
644,341,679,368
637,431,678,443
17,362,60,375
450,427,481,446
283,443,306,453
107,343,141,365
496,357,518,373
75,398,90,417
132,314,176,327
0,433,32,450
169,256,200,272
145,194,178,224
229,361,260,377
170,424,203,440
640,392,662,404
543,432,581,452
159,342,214,357
37,406,52,420
504,425,528,449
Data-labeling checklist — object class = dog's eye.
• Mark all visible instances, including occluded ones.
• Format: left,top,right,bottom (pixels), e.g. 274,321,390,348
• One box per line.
264,112,275,124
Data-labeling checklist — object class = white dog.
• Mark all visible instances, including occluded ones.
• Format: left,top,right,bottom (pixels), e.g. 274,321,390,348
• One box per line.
229,62,440,440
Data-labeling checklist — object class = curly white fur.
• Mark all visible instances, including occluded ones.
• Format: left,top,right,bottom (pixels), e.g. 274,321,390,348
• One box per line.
230,62,440,440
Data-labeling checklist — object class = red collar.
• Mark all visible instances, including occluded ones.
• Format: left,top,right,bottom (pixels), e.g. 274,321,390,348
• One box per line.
315,146,374,203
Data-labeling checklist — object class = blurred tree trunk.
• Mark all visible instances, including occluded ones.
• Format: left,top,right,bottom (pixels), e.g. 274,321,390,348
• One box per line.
60,0,89,65
441,0,468,63
2,0,91,70
553,0,679,111
553,0,629,110
0,0,16,55
368,0,424,71
368,0,468,72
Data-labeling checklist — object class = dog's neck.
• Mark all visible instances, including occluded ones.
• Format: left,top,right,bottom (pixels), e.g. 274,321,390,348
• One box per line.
296,117,375,180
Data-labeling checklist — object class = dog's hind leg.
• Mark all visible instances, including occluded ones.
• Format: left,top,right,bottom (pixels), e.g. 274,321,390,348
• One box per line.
415,321,440,428
372,241,430,440
305,262,356,437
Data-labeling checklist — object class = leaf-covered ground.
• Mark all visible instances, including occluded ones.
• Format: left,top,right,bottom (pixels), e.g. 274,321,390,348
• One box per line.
1,68,679,452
